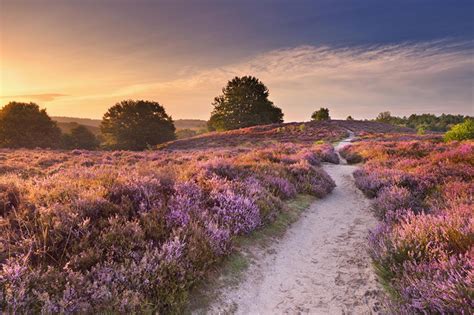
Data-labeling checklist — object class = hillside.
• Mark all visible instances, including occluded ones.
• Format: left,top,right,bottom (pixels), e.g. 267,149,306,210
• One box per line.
160,120,414,150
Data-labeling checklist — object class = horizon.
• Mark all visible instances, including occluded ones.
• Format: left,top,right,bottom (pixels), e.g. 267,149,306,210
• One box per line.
1,0,473,121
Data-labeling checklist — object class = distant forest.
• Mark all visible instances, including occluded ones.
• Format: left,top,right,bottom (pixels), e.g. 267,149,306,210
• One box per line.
373,112,472,133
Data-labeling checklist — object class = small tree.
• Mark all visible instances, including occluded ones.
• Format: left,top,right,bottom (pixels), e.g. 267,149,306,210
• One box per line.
346,115,354,120
444,119,474,142
62,125,100,150
208,76,283,131
311,108,330,121
376,111,392,123
0,102,61,148
101,100,175,150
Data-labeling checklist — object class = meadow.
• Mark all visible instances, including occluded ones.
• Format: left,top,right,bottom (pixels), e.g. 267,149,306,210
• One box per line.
341,137,473,313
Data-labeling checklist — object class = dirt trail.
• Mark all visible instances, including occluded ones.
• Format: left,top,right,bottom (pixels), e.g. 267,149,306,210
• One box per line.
206,134,384,314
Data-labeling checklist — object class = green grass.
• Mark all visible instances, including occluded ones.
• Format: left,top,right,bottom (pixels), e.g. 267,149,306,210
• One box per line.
184,194,316,313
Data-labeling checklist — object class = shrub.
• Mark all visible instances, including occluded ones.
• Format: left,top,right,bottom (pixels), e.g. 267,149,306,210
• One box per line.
444,119,474,142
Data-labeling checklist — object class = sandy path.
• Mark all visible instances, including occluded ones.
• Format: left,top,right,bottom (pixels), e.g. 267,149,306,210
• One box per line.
207,135,384,314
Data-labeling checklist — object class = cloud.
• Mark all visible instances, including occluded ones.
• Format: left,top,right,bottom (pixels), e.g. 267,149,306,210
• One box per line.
65,40,474,120
1,93,69,102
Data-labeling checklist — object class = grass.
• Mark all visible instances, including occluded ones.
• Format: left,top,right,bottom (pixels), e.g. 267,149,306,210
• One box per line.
184,194,316,314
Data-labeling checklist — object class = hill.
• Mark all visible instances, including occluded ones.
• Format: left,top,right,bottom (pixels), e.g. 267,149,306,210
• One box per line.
160,120,414,150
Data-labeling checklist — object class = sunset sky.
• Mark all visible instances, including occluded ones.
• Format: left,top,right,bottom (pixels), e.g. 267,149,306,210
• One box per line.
1,0,473,121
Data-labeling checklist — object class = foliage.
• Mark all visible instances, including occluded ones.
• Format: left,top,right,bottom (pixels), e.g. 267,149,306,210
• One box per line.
374,112,470,132
0,142,338,313
0,102,61,149
311,107,330,121
346,115,354,120
444,119,474,142
62,125,100,150
101,100,176,150
349,139,474,313
208,76,283,131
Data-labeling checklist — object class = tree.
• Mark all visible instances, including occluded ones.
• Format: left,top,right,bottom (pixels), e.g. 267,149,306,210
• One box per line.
208,76,283,131
311,108,330,121
101,100,176,150
346,115,354,120
444,119,474,142
62,125,100,150
375,111,393,123
0,102,61,148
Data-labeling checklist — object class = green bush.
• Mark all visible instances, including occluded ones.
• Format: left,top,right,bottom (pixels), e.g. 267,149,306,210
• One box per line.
444,119,474,142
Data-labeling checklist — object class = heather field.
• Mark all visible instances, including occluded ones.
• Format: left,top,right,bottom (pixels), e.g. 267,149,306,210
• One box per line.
0,140,339,313
1,122,473,314
341,138,473,313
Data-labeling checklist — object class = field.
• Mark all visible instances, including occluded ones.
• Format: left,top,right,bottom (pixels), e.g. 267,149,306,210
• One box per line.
341,136,473,313
1,121,472,313
0,123,344,312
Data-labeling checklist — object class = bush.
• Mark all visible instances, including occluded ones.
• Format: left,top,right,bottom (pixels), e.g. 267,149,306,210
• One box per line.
62,125,100,150
444,119,474,142
311,107,330,121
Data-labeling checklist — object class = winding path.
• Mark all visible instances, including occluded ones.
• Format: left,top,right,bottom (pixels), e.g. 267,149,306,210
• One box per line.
207,135,384,314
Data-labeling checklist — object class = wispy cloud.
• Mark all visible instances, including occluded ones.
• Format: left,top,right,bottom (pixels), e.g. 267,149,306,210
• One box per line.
1,93,69,102
62,40,474,120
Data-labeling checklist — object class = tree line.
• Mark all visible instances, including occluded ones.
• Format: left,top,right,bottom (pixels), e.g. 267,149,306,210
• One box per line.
0,76,284,150
1,76,472,150
374,111,471,133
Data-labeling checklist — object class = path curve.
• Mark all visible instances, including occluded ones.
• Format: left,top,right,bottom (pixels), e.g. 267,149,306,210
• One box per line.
207,134,384,314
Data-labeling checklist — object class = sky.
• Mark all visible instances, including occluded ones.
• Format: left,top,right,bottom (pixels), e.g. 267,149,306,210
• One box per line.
1,0,473,121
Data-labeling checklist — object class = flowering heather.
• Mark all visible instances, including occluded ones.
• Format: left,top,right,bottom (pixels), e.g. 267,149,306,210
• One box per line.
350,139,474,313
0,142,338,313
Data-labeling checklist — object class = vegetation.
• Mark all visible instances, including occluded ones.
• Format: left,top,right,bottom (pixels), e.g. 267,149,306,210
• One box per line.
0,142,339,313
311,107,330,121
62,125,100,150
208,76,283,131
345,139,473,313
444,118,474,142
0,102,61,149
101,100,176,150
346,115,354,120
374,111,470,132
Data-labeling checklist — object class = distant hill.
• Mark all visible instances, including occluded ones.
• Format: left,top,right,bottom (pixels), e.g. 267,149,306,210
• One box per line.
52,117,207,132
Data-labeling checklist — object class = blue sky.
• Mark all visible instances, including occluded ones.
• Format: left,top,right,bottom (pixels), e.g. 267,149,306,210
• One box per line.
1,0,473,120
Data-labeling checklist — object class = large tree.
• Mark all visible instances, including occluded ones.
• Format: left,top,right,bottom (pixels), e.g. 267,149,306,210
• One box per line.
208,76,283,131
101,100,175,150
0,102,61,148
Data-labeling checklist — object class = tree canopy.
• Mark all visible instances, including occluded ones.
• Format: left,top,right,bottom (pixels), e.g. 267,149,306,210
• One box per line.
101,100,175,150
208,76,283,131
311,108,330,121
0,102,61,148
62,125,100,150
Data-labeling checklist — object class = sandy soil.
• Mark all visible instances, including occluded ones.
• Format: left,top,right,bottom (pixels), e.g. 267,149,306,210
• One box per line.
205,135,384,314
